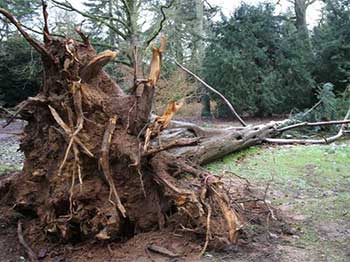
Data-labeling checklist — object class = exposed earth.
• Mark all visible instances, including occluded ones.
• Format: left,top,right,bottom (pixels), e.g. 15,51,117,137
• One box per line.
0,119,349,261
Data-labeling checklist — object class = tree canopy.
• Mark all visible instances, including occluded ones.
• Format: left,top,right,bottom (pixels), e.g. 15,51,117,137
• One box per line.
0,0,349,118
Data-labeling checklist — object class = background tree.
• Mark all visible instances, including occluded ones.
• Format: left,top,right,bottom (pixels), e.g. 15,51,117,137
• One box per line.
313,0,350,93
202,3,315,117
0,0,41,106
0,0,40,40
0,37,41,106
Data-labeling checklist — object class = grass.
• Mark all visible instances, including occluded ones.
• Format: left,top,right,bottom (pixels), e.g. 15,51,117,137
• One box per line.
0,164,22,175
207,142,350,260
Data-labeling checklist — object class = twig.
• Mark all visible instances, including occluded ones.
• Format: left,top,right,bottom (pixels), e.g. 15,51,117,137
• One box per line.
0,105,14,117
133,46,139,87
224,170,251,186
174,60,247,127
145,0,175,48
17,221,38,262
2,100,29,128
302,100,322,118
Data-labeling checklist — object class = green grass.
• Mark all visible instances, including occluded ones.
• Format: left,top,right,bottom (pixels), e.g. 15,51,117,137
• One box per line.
0,164,22,175
207,142,350,260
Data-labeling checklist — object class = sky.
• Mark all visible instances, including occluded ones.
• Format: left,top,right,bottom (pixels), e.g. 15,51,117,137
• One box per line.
68,0,323,28
215,0,323,27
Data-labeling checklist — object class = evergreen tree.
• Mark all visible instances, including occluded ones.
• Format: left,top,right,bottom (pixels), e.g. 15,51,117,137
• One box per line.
203,4,315,117
0,37,41,106
0,0,40,40
313,0,350,92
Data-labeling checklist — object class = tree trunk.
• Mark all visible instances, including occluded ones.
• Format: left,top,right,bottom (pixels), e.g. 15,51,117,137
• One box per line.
295,0,308,34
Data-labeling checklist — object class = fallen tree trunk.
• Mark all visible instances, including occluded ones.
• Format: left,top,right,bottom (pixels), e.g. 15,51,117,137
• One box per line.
159,120,284,164
1,6,349,257
0,7,248,251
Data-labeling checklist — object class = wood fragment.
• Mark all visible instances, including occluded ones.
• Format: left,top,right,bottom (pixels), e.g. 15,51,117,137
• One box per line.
144,99,184,151
147,244,179,257
148,36,167,87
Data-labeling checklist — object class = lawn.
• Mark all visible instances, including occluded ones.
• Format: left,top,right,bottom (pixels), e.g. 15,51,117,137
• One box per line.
207,143,350,261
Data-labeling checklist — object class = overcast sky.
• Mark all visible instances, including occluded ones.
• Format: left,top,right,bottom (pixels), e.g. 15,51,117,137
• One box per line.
216,0,323,27
68,0,323,28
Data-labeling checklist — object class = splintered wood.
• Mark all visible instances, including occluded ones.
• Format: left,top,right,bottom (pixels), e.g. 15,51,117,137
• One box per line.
144,99,184,151
148,36,167,87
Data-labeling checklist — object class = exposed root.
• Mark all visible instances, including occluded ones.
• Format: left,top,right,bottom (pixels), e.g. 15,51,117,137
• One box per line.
17,221,38,262
68,166,76,219
48,105,93,157
58,136,74,176
100,116,127,217
137,168,146,198
199,202,212,257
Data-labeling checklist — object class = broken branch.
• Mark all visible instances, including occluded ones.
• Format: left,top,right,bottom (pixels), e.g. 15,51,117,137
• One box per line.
277,119,350,133
174,60,247,127
266,106,350,145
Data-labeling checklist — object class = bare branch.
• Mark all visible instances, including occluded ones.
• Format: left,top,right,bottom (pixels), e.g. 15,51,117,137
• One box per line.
174,60,247,127
266,106,350,144
41,0,51,43
306,0,318,7
0,8,55,61
51,0,128,40
145,0,175,48
278,119,350,132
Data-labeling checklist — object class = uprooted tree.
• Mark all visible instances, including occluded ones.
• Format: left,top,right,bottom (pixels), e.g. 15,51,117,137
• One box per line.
1,5,349,256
